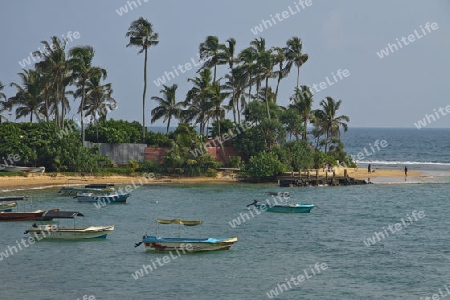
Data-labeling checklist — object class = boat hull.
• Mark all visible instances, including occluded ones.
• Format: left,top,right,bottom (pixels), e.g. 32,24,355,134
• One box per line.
254,203,314,213
77,193,129,203
0,201,17,211
26,225,114,239
3,166,45,173
58,187,115,196
142,236,238,252
0,208,59,222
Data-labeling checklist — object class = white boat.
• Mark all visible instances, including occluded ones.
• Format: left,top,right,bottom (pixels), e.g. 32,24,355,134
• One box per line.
24,211,114,239
3,166,45,173
0,201,17,212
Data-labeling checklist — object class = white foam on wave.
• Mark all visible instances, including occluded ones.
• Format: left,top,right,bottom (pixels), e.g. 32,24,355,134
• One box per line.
359,160,450,166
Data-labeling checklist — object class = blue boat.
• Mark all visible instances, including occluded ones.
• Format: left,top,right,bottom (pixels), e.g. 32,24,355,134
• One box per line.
75,192,130,203
248,200,315,213
135,219,238,252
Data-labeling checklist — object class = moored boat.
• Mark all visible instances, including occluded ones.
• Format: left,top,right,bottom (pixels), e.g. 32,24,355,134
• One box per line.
24,211,114,239
135,219,238,252
2,166,45,173
58,182,115,196
0,208,60,222
248,200,315,213
75,192,129,203
0,201,18,212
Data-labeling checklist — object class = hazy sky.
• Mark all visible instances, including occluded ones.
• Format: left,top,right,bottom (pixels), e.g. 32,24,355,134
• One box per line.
1,0,449,128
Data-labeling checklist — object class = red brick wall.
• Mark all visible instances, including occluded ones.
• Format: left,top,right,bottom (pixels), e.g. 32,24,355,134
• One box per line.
144,146,241,164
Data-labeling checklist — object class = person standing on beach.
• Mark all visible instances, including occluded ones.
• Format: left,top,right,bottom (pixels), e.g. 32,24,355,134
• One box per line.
354,161,358,171
368,163,371,174
404,166,408,177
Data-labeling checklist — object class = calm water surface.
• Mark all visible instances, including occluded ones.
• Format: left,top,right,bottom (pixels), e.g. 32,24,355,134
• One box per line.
0,181,449,300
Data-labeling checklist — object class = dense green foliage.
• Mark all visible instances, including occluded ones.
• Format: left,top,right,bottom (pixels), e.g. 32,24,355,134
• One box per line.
0,121,110,173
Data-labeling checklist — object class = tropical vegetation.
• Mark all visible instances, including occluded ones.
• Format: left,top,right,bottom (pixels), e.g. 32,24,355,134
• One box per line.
0,17,352,179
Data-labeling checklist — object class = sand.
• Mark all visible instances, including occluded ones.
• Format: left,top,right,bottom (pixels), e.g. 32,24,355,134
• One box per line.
0,168,420,191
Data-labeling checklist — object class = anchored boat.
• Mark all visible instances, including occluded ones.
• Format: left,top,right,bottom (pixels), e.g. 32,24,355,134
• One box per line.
248,200,315,213
24,211,114,239
135,219,238,252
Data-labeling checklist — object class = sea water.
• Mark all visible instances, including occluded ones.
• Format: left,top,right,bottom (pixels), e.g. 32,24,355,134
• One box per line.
0,128,449,300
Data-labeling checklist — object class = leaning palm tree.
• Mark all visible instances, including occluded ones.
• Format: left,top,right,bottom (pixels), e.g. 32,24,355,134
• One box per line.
126,17,159,141
8,69,45,122
314,96,350,152
70,46,107,144
288,86,314,140
150,84,183,134
83,73,116,142
271,46,290,102
284,37,309,89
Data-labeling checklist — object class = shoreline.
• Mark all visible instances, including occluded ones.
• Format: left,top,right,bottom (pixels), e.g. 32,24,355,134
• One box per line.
0,168,428,192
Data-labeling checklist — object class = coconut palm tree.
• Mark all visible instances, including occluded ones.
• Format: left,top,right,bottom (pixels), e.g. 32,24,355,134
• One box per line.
83,73,116,142
219,38,237,121
284,37,309,89
70,46,107,144
313,96,349,152
272,46,290,102
223,65,248,124
199,36,224,84
209,81,228,163
184,69,214,136
257,49,276,119
237,47,257,106
126,17,159,141
34,36,74,128
288,86,314,140
249,37,268,97
8,69,45,122
150,84,183,134
0,81,9,123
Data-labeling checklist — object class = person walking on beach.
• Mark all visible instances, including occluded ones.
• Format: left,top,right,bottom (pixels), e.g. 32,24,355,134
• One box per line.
368,163,371,174
404,166,408,177
354,161,358,171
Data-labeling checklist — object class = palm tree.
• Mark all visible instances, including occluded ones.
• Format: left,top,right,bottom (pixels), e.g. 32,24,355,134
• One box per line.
150,84,183,133
249,37,268,97
184,69,214,136
126,17,159,141
223,65,248,124
219,38,237,121
257,49,275,119
83,73,116,142
237,47,257,106
288,86,314,140
284,37,309,89
70,46,107,144
0,81,9,123
8,69,45,122
209,81,228,163
199,36,223,84
272,47,290,102
314,97,349,152
34,36,74,128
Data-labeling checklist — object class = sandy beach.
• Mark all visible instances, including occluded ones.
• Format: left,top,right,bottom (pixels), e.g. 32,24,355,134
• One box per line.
0,168,421,191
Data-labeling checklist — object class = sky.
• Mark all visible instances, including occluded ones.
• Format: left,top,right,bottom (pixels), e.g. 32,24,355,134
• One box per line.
0,0,449,128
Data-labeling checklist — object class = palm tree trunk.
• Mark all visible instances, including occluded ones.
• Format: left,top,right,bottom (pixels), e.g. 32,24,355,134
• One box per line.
296,66,300,89
81,85,86,145
265,77,270,119
142,48,148,141
166,117,170,134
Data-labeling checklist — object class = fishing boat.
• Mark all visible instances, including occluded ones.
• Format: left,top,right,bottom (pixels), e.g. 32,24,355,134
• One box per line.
0,208,60,221
58,181,116,196
0,201,17,212
135,219,238,252
248,200,315,213
266,191,290,197
0,196,26,212
2,166,45,173
75,191,129,203
24,211,114,239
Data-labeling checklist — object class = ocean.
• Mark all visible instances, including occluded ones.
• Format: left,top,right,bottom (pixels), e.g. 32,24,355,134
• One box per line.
0,128,449,300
